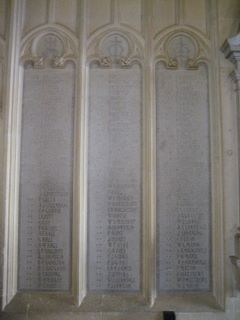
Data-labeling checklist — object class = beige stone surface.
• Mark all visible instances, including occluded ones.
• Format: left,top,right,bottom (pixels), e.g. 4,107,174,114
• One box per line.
0,0,240,319
218,0,240,45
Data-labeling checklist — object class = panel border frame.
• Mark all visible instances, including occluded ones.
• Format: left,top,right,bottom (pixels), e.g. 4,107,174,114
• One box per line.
151,24,225,311
2,0,82,311
77,26,149,311
1,0,225,314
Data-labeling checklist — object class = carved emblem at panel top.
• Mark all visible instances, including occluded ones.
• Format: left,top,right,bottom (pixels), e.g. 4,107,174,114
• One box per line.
167,35,196,69
21,32,77,68
156,34,208,70
88,33,143,68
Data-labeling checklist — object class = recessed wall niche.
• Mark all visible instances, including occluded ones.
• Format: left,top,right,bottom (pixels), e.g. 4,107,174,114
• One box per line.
87,33,143,292
18,33,76,291
156,35,211,292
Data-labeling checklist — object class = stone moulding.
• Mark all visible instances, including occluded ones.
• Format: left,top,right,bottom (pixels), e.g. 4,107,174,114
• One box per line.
222,32,240,289
87,28,144,68
154,28,210,70
152,25,225,311
222,33,240,68
20,26,78,68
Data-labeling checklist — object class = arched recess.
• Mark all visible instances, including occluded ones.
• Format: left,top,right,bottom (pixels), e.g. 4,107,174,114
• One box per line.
18,22,78,290
21,25,78,67
78,28,148,311
87,26,145,65
154,27,210,67
154,24,211,46
152,29,224,311
3,23,81,311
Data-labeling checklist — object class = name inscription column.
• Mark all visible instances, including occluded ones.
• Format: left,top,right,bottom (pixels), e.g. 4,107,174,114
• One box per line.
88,34,142,292
18,35,75,291
156,35,211,292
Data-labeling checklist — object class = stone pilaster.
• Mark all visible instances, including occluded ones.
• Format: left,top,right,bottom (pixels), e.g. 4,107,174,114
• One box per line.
222,32,240,279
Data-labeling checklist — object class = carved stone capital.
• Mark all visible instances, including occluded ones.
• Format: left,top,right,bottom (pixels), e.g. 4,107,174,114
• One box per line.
99,56,112,67
187,58,199,70
236,226,240,238
33,56,45,68
119,57,132,67
222,33,240,70
52,56,66,68
230,256,240,269
230,227,240,271
230,70,240,90
167,58,178,69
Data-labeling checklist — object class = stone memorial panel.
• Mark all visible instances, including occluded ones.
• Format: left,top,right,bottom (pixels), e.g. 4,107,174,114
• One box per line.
156,63,211,291
18,65,74,291
88,65,142,291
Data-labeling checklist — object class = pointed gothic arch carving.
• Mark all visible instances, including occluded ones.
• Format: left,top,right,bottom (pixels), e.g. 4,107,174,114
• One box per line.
154,28,210,69
87,28,144,68
21,26,78,68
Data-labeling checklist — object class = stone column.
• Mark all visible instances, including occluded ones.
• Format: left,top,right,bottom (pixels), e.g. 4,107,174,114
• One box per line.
222,32,240,282
222,32,240,102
